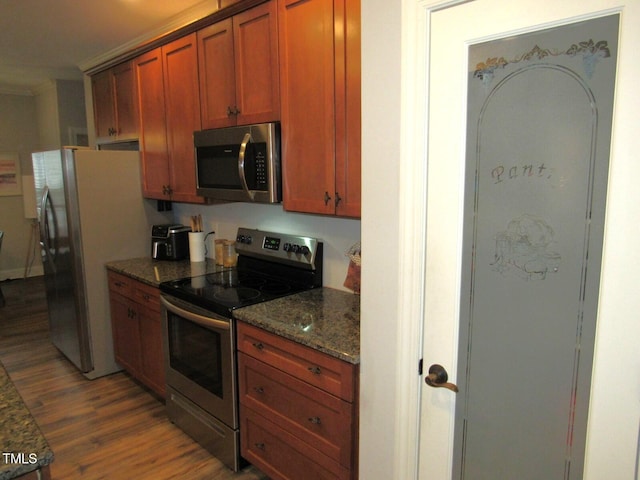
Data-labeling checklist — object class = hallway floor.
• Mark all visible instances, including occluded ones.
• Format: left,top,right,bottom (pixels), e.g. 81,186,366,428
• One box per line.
0,276,267,480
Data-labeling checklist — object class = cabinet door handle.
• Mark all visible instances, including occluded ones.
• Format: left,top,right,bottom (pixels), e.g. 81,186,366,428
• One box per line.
254,442,265,450
324,191,332,205
308,366,321,375
335,192,342,206
254,386,264,394
308,416,321,425
252,342,264,350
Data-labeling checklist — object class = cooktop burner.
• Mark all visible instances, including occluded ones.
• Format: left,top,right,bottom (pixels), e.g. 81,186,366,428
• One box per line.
214,287,261,304
159,228,323,318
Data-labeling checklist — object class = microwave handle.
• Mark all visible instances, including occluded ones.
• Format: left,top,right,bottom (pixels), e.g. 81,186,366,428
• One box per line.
238,132,256,201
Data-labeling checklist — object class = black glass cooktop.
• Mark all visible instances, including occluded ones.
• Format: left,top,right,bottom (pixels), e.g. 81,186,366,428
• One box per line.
160,261,319,318
160,229,323,318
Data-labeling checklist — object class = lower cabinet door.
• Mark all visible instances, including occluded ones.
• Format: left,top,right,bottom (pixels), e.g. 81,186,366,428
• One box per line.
241,405,351,480
138,311,165,398
109,293,141,374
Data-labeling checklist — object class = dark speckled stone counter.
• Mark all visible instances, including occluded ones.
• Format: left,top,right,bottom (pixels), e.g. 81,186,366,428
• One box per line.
107,258,360,364
0,362,54,480
106,257,225,287
233,288,360,364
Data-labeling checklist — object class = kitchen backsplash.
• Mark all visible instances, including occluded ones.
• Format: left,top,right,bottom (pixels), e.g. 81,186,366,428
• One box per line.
172,202,361,291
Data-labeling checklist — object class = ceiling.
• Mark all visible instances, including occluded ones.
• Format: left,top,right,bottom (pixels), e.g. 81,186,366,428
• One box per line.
0,0,218,95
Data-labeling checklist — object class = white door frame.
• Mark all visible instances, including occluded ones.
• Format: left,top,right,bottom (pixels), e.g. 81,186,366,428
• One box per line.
389,0,640,478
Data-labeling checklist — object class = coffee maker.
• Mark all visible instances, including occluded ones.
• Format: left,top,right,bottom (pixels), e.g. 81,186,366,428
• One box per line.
151,224,191,260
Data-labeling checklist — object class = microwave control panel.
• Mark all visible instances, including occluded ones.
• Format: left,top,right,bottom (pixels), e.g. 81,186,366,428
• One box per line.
254,147,267,188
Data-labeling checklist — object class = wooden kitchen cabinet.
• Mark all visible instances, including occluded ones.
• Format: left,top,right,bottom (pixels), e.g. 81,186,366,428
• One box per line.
109,289,142,375
219,0,243,8
92,61,138,142
135,33,205,203
237,322,359,480
278,0,361,217
108,271,166,398
198,0,279,129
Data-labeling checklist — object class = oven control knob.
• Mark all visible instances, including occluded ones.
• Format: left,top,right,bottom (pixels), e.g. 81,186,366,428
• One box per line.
236,235,252,244
283,243,292,252
300,245,310,255
291,244,301,253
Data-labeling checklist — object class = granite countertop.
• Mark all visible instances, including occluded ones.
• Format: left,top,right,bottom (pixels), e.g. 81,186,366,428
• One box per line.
106,257,225,287
107,258,361,365
233,288,361,364
0,362,54,480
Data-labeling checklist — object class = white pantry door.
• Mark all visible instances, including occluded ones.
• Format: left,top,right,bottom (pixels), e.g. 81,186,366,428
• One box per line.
416,0,640,479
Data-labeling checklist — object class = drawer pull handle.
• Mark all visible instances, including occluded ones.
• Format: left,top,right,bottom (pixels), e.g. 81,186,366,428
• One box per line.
308,416,322,425
115,281,124,287
254,442,265,450
142,294,150,301
252,342,264,350
254,386,264,394
308,366,321,375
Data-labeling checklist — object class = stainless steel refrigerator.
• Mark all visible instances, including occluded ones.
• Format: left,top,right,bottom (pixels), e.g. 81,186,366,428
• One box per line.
32,147,170,379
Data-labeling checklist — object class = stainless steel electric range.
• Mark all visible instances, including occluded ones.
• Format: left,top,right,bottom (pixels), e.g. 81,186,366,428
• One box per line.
159,227,323,472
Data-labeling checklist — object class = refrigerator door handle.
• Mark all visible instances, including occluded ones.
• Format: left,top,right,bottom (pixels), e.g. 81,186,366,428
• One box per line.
39,186,56,271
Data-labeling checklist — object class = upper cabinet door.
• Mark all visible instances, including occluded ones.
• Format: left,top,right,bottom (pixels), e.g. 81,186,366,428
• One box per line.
198,1,280,129
198,18,237,129
333,0,361,218
279,0,337,215
92,69,115,139
111,62,139,139
233,0,280,126
92,61,138,142
279,0,360,217
163,33,203,203
135,49,170,200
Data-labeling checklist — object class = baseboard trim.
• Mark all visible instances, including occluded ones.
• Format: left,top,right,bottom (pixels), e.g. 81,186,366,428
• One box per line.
0,265,44,281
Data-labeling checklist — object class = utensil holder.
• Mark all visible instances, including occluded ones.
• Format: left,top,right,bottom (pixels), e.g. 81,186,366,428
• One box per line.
188,232,206,263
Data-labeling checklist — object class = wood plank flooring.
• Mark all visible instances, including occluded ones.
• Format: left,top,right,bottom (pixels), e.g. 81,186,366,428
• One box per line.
0,276,268,479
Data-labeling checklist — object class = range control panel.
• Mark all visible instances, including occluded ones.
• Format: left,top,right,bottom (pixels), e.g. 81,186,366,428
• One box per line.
235,227,322,270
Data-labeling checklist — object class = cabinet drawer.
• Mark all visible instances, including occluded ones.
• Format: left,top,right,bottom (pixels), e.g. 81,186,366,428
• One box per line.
133,281,161,312
239,352,354,467
241,405,351,480
237,322,356,401
108,271,135,299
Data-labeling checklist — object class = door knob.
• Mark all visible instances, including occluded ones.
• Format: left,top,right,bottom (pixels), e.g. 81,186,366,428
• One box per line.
425,364,459,393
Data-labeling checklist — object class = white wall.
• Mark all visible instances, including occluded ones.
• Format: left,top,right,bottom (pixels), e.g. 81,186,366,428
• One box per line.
34,79,86,150
172,202,361,291
359,0,403,479
0,93,40,280
33,81,60,150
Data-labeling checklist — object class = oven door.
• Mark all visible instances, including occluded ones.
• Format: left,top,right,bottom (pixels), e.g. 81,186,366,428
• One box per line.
161,295,237,429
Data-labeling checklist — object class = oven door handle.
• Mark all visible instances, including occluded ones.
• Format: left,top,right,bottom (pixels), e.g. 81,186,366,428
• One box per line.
238,132,256,202
161,296,230,331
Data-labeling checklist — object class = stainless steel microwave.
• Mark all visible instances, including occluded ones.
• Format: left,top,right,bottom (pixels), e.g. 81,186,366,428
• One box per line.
194,122,281,203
